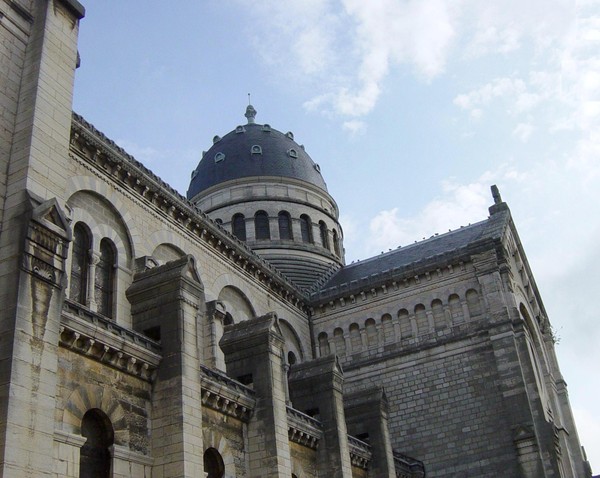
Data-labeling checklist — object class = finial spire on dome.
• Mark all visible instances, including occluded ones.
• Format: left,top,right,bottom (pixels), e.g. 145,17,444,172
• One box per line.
245,102,257,124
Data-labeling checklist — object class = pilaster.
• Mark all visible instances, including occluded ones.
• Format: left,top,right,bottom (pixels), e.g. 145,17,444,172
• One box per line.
220,313,292,478
126,255,205,477
289,356,353,478
344,388,396,478
0,197,71,476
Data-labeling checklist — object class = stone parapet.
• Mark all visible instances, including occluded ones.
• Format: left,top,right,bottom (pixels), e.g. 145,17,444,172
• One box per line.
60,298,161,381
200,365,255,422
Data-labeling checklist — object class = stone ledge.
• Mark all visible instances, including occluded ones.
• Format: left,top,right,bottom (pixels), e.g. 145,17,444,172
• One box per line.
60,299,162,381
112,445,154,466
54,429,86,447
200,365,256,421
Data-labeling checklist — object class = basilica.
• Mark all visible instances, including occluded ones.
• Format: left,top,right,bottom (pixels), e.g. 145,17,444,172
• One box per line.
0,1,593,477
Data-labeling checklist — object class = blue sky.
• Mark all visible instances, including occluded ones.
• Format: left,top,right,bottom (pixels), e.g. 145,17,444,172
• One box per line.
73,1,599,469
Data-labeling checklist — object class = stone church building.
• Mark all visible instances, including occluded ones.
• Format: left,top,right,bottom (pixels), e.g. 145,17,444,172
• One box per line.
0,1,593,477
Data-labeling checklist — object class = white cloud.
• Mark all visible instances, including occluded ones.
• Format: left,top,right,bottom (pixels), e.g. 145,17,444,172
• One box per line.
512,123,534,142
361,178,490,257
342,119,367,135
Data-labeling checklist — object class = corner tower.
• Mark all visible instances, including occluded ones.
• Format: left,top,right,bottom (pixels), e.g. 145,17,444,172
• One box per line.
187,106,344,290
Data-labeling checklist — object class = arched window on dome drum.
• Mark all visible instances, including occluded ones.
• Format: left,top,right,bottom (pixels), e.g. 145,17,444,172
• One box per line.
203,447,225,478
70,222,91,305
300,214,313,243
332,229,340,256
95,239,116,319
278,211,293,240
79,409,113,478
255,211,270,240
319,221,329,250
232,214,246,241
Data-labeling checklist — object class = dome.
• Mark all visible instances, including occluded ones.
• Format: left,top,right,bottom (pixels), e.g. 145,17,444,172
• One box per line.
187,106,327,200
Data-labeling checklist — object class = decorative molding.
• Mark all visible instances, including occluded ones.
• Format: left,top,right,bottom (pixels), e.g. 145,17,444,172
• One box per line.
348,435,371,469
200,365,255,422
54,429,86,447
286,406,321,449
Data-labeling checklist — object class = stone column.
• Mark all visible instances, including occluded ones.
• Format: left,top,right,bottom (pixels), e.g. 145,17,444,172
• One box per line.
220,313,292,478
289,356,353,478
205,300,227,370
86,251,100,311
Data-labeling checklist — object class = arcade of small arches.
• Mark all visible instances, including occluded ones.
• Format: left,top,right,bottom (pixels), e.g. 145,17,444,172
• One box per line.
220,210,342,257
317,289,483,357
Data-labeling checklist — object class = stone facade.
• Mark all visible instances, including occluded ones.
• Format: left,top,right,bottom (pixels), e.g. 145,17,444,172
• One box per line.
0,1,591,477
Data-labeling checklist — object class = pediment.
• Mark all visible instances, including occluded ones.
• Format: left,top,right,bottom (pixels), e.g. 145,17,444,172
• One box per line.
31,197,71,240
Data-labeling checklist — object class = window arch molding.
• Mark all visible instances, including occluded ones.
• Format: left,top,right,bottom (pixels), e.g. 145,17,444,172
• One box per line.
65,184,137,259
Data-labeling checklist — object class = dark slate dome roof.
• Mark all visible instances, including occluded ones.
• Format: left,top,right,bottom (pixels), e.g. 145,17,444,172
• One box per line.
187,106,327,199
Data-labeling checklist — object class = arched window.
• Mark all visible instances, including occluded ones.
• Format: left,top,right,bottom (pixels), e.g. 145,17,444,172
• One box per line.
278,211,293,240
365,318,378,347
300,214,312,243
414,304,428,335
255,211,270,240
333,327,346,355
398,309,411,339
381,314,394,343
332,229,340,256
449,294,463,324
319,221,329,250
232,213,246,241
466,289,482,317
79,409,114,478
95,239,116,319
318,332,330,357
349,323,361,352
203,447,225,478
431,299,445,330
70,222,91,305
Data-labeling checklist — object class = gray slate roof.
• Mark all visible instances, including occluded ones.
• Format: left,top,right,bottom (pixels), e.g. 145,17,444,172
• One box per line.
312,209,509,302
187,123,328,199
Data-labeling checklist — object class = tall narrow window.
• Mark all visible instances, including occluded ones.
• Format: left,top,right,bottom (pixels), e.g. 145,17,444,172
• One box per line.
79,409,113,478
255,211,270,240
278,211,292,240
232,213,246,241
95,239,116,319
332,229,340,256
300,214,312,243
319,221,329,250
70,223,91,305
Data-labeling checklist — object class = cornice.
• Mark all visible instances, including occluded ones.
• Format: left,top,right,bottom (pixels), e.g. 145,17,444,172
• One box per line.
70,113,309,312
309,237,499,313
